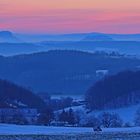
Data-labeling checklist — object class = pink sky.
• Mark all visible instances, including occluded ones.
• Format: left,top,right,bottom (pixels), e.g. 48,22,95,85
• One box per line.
0,0,140,34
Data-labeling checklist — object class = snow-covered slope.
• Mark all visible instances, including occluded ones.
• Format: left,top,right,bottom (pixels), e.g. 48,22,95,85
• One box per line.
93,105,140,124
58,104,140,125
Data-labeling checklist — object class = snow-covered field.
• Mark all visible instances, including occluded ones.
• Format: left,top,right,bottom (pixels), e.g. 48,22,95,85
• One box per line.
0,123,140,135
0,124,92,135
0,124,140,140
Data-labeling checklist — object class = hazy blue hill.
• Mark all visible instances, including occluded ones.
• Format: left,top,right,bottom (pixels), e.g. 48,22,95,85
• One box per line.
82,33,113,41
109,34,140,41
0,43,40,56
17,32,140,42
0,31,20,43
0,50,140,95
17,33,86,42
41,41,140,55
1,30,140,43
0,31,140,57
0,31,13,38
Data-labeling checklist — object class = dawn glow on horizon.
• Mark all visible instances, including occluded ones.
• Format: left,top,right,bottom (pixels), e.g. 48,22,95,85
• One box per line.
0,0,140,34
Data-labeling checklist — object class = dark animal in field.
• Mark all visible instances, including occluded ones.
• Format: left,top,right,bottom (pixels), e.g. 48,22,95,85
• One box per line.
93,126,102,132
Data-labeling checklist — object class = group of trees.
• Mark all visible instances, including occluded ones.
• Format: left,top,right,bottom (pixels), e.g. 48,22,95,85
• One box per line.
81,112,123,128
55,107,140,128
56,109,123,128
58,108,78,125
99,112,123,128
37,108,54,125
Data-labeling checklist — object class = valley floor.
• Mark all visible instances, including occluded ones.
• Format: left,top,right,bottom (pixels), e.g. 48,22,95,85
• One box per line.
0,124,140,140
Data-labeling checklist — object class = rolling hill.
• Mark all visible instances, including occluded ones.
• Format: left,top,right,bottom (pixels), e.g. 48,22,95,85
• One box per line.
86,71,140,110
0,50,140,96
0,31,19,43
0,79,46,109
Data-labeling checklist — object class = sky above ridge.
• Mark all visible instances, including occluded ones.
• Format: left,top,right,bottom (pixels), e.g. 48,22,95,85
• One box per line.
0,0,140,34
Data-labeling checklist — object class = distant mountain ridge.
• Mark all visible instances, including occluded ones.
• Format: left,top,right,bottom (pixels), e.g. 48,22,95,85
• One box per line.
82,33,114,41
1,41,140,56
0,31,13,38
20,32,140,42
5,30,140,42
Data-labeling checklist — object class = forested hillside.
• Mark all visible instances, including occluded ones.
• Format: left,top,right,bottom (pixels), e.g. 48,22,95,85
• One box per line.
0,50,140,95
86,71,140,110
0,79,46,109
